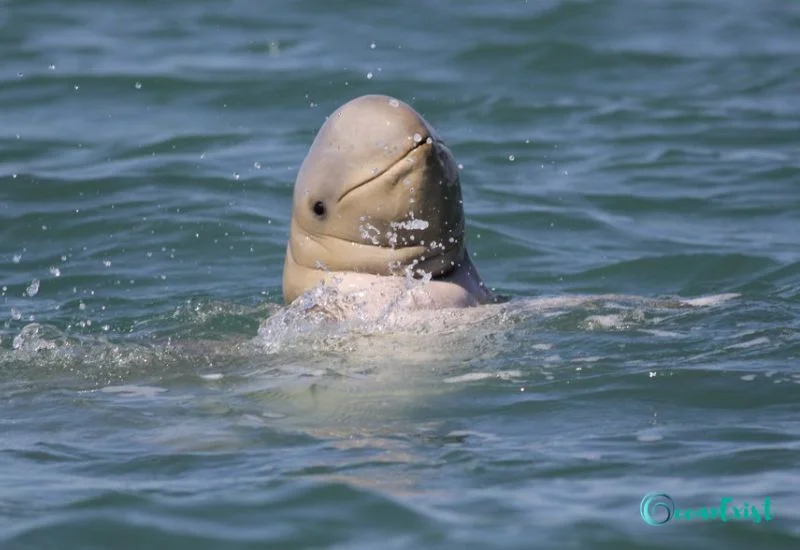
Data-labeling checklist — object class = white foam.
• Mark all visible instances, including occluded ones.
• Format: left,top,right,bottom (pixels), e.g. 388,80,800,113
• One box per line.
636,431,664,442
100,385,167,398
681,293,740,307
726,336,770,349
390,218,430,231
639,329,683,338
443,370,521,384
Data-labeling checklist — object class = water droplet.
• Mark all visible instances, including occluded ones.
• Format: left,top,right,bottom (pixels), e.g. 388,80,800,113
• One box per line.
458,163,464,170
12,254,21,264
388,98,399,108
253,161,262,169
49,266,61,277
233,172,240,180
413,133,422,143
17,72,24,78
41,225,48,231
103,260,111,267
26,279,40,297
508,155,515,162
48,64,56,71
366,72,373,80
370,42,376,49
79,302,86,310
12,174,17,179
11,308,21,320
74,84,79,91
134,81,142,90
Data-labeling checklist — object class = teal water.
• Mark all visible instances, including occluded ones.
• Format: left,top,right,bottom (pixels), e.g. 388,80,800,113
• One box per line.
2,0,799,548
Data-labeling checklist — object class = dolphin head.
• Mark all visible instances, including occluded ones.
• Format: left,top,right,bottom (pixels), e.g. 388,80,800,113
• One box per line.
282,95,466,304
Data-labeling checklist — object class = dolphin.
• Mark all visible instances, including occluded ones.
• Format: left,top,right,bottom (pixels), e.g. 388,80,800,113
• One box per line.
282,94,497,319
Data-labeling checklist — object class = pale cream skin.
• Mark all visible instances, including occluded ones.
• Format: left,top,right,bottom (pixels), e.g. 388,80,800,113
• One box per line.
314,254,496,319
282,94,498,318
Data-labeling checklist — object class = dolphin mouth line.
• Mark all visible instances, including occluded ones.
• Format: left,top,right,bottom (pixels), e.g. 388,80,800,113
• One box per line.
293,229,459,278
336,135,434,203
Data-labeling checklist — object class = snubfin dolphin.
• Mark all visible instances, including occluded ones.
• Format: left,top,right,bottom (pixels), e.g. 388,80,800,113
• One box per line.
282,94,496,315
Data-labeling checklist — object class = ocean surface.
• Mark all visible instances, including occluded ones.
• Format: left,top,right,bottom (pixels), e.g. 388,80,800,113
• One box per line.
1,0,799,548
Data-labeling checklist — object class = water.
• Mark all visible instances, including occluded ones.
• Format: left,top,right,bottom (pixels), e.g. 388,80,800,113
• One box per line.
2,0,799,548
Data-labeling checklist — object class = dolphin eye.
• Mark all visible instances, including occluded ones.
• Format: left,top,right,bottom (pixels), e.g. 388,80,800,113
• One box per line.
312,201,326,218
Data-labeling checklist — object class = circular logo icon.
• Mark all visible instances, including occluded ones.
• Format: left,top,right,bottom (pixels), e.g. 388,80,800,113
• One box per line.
640,493,675,526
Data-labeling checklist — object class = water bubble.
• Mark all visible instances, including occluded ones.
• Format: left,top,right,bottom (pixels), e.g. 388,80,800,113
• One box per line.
49,266,61,277
26,279,40,297
367,72,373,80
